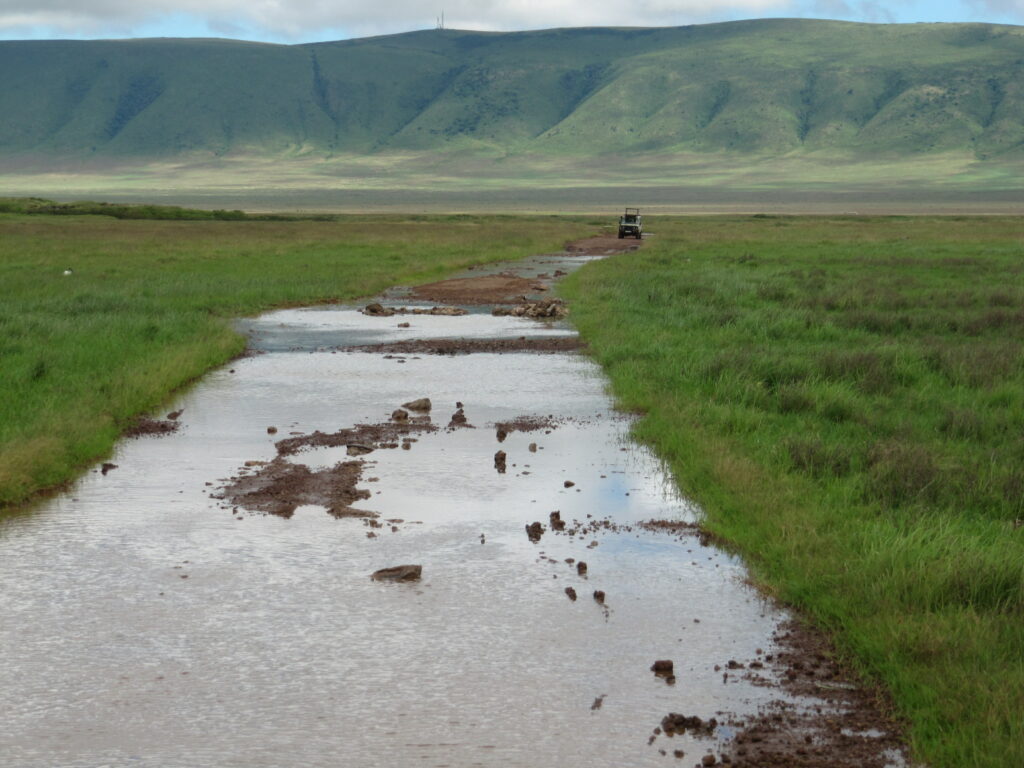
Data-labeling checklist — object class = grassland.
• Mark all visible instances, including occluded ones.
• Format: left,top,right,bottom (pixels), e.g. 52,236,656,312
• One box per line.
562,215,1024,768
0,210,590,507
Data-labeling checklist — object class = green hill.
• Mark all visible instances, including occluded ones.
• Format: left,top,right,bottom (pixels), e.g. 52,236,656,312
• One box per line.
1,20,1023,205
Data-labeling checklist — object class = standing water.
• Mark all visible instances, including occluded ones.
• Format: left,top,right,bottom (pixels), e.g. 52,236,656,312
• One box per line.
0,243,906,767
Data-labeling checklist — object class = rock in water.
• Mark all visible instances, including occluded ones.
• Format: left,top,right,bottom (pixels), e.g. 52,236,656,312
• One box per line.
371,565,422,582
651,660,674,676
362,302,394,317
525,522,544,542
391,409,409,422
565,587,577,601
402,398,432,412
494,450,507,473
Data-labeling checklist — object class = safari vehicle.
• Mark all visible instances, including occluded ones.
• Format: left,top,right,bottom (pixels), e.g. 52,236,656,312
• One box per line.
618,208,642,239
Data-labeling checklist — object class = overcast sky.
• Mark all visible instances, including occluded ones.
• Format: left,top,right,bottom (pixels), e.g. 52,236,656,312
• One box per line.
1,0,1021,43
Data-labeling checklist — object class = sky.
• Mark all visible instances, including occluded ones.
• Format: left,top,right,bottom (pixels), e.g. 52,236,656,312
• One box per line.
0,0,1021,43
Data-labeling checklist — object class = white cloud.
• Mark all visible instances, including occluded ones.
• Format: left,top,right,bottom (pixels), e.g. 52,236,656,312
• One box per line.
0,0,798,40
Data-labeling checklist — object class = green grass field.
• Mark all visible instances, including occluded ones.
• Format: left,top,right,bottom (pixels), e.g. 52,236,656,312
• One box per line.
0,210,590,507
2,208,1021,766
562,215,1024,768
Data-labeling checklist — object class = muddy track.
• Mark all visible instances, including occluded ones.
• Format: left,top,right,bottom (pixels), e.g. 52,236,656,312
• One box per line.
0,234,910,768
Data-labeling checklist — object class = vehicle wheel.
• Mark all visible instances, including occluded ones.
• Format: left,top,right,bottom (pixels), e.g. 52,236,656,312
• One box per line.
618,231,624,239
636,232,642,240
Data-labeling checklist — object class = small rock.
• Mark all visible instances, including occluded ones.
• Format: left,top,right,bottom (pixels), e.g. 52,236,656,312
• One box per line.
673,750,684,759
371,565,422,582
267,426,277,434
167,409,183,420
391,408,409,422
564,480,575,488
651,660,674,676
702,755,717,767
494,450,507,473
525,521,544,542
398,322,410,328
402,397,432,412
100,463,118,475
528,442,537,452
576,561,588,576
593,590,605,604
565,587,577,601
363,302,394,317
496,428,507,442
346,443,374,456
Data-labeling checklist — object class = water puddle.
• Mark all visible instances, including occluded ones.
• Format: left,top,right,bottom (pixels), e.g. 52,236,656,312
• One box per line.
0,242,907,767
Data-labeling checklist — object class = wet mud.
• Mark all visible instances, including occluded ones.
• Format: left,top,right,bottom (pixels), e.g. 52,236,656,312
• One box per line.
345,336,583,355
216,457,371,519
0,235,909,768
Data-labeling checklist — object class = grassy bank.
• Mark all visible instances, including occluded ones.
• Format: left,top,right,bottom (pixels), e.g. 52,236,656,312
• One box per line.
562,216,1023,768
0,211,590,507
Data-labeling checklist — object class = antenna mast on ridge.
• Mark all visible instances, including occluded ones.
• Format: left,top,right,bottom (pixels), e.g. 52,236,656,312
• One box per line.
437,10,445,29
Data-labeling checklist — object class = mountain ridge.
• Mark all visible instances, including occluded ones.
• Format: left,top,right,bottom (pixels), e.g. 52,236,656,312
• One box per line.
1,19,1023,167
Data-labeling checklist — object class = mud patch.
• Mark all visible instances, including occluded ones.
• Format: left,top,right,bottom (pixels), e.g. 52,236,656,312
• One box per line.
124,417,180,438
275,420,436,457
717,619,908,768
565,236,643,254
345,337,583,355
216,457,371,519
408,273,543,305
493,415,564,434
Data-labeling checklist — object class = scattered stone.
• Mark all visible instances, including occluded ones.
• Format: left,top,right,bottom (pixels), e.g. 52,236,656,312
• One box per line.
661,714,718,736
267,426,277,434
494,450,507,473
525,522,544,542
448,408,470,428
564,480,575,488
100,462,118,475
391,409,409,422
371,565,422,582
398,322,410,328
673,750,685,759
549,511,566,531
702,755,717,766
593,590,605,604
565,587,577,601
402,398,432,412
591,695,605,710
529,442,537,452
652,660,674,676
166,409,184,420
496,428,508,442
576,561,588,576
346,443,374,456
362,302,394,317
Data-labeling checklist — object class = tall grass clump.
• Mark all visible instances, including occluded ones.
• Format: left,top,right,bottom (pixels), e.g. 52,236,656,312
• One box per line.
562,215,1024,768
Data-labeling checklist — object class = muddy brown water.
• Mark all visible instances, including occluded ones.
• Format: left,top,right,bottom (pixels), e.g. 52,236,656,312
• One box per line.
0,244,906,767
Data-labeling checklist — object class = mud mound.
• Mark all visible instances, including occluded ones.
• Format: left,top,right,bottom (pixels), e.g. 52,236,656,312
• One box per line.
493,415,563,434
409,273,541,305
492,298,568,319
345,337,583,355
275,420,436,456
216,457,371,519
125,417,179,437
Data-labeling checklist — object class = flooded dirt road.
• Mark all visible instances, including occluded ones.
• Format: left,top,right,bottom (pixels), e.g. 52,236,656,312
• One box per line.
0,238,907,767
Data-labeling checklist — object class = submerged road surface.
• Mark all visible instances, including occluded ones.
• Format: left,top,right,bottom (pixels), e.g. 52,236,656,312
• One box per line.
0,240,908,768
